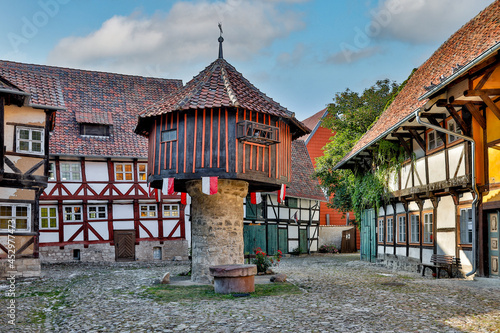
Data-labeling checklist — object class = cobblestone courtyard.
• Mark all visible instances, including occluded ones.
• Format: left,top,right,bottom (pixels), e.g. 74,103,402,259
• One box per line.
1,254,499,332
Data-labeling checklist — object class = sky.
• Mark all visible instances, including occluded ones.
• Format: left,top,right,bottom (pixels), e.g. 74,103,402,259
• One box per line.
0,0,493,120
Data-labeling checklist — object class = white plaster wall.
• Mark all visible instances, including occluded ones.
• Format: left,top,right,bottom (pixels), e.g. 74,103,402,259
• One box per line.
378,245,385,254
44,183,56,195
114,183,132,194
388,170,398,192
415,158,427,186
448,144,466,177
64,225,83,241
288,225,298,238
408,201,419,212
113,204,134,219
378,207,385,217
396,203,406,214
139,220,158,238
267,207,277,219
437,195,456,228
88,221,108,241
396,247,406,256
289,240,299,251
85,162,109,181
423,199,434,210
386,205,394,215
385,245,394,254
312,209,319,221
459,248,473,270
409,247,420,259
39,232,59,243
422,248,433,264
436,231,456,255
88,183,107,196
163,220,181,238
300,209,309,220
279,207,289,219
113,221,134,230
401,164,411,189
460,192,473,202
64,184,80,195
428,152,446,183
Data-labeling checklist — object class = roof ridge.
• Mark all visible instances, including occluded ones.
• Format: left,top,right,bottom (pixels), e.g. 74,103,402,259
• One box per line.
219,60,239,107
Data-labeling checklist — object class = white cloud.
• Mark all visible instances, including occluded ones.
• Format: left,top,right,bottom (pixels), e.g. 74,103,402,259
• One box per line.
47,0,306,78
371,0,493,44
325,46,382,65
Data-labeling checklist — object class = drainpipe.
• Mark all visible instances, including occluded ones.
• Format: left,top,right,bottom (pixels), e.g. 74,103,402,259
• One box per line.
415,109,478,277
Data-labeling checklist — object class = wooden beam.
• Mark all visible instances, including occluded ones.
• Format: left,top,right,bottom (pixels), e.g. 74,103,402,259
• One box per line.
427,117,447,143
463,89,500,97
391,132,412,138
475,67,495,90
393,133,412,156
436,100,482,107
0,96,4,177
408,129,426,151
402,126,427,131
479,92,500,121
445,105,469,135
419,112,446,119
464,102,486,129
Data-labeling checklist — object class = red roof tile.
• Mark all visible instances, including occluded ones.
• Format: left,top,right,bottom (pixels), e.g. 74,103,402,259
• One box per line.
0,60,182,158
138,58,310,138
287,140,326,201
339,0,500,166
75,110,113,125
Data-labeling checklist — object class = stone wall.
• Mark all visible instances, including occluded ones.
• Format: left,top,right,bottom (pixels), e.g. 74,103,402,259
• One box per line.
0,258,41,279
187,179,248,283
376,254,422,273
319,226,354,249
135,240,189,261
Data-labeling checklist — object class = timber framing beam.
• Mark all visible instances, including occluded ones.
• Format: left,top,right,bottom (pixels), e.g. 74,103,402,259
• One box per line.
393,133,412,156
445,105,470,135
464,102,486,129
426,117,447,142
408,129,426,151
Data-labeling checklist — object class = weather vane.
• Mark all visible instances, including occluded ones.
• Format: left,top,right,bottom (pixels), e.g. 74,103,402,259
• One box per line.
218,22,224,59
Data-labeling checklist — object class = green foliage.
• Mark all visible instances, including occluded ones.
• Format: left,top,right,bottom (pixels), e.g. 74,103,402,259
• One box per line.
318,244,339,254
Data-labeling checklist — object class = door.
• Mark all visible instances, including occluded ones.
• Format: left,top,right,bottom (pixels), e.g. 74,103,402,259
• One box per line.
243,224,266,254
488,212,499,277
299,228,307,253
267,224,278,255
114,230,136,261
361,209,377,262
278,228,288,254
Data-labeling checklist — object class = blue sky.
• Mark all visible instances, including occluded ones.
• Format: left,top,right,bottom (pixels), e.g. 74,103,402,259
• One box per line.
0,0,493,120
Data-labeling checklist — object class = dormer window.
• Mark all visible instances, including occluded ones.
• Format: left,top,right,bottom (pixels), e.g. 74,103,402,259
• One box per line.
237,120,279,145
80,123,110,137
75,111,113,137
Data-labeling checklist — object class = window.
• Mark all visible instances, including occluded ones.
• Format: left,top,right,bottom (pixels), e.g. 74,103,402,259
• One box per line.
16,127,44,154
427,130,443,151
88,205,107,220
115,163,133,181
0,204,30,231
410,214,420,243
162,204,179,217
80,124,110,137
161,129,177,142
460,208,473,245
48,162,56,181
63,206,83,222
285,197,298,208
237,120,280,145
386,217,394,243
398,215,406,243
40,206,58,229
447,120,462,143
423,212,434,244
245,195,263,219
138,163,147,182
60,162,81,181
378,218,384,242
140,204,157,218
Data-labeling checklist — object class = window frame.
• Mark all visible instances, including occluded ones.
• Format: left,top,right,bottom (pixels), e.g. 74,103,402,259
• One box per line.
378,217,385,243
63,205,83,222
137,163,147,182
40,206,58,230
427,129,444,152
423,211,434,244
409,213,420,244
386,217,394,243
87,205,107,220
162,204,179,218
16,126,44,155
60,162,82,182
80,123,111,137
48,162,56,181
397,214,406,244
114,162,134,182
161,129,177,142
140,204,157,218
459,207,473,246
0,203,31,232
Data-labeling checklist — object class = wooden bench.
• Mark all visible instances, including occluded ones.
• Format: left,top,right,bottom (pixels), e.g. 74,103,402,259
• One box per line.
421,254,461,278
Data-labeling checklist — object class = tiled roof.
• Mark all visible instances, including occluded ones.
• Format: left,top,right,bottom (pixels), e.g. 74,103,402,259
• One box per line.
298,108,328,142
0,75,24,94
137,58,310,139
0,60,182,157
75,110,113,125
287,140,326,201
338,0,500,166
0,68,64,109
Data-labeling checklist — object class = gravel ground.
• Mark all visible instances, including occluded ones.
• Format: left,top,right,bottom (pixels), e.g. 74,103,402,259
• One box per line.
1,254,499,332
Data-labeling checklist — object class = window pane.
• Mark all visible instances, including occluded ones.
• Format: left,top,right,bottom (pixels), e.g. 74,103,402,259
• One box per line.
0,219,8,229
16,207,28,217
75,214,81,221
50,218,57,228
98,207,106,212
71,164,80,172
73,207,81,214
0,206,12,216
41,208,48,218
19,129,30,140
16,219,28,230
61,164,70,172
72,172,81,181
125,173,133,180
19,141,29,151
124,164,132,172
41,219,48,228
32,142,42,152
116,173,124,180
116,164,123,172
139,164,146,172
32,130,42,141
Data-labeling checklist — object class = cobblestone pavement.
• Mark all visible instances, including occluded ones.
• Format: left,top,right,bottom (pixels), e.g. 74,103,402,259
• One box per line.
1,254,499,332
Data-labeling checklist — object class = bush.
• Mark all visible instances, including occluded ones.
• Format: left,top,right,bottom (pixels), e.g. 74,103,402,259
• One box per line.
252,248,282,273
291,246,305,255
318,244,339,254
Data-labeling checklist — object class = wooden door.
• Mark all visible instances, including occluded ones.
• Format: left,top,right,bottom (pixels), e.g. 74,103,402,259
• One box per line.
266,224,278,255
278,228,288,254
488,212,499,277
114,230,136,261
243,224,266,254
361,209,376,262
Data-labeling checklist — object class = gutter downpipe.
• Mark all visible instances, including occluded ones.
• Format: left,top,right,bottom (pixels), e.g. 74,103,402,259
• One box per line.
415,109,478,277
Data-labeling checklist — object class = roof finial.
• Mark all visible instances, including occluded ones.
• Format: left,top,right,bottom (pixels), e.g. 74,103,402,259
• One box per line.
218,22,224,59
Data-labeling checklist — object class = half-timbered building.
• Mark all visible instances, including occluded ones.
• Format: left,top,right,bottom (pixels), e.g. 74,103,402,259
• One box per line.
0,68,61,277
334,1,500,277
0,60,189,263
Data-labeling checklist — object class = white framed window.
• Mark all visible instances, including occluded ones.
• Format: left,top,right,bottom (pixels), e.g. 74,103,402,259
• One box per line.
447,119,462,143
410,214,420,243
460,208,473,245
115,163,133,181
140,204,157,218
398,215,406,243
63,206,83,222
163,204,179,218
48,162,56,181
386,217,394,243
427,130,443,151
60,162,82,181
16,126,44,155
423,212,434,244
138,163,147,182
40,206,58,229
378,218,384,242
0,204,30,231
88,205,107,220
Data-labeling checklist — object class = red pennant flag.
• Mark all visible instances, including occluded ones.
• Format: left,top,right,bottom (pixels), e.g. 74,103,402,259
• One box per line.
181,192,191,205
277,184,286,203
202,177,218,195
154,188,160,202
250,192,262,205
162,178,175,195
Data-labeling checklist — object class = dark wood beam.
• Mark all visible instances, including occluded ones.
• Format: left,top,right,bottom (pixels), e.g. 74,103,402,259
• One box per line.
391,132,412,138
445,105,470,135
436,100,482,107
463,89,500,97
393,133,412,156
0,96,4,177
419,112,447,119
464,102,486,129
475,67,495,90
402,126,427,131
408,129,426,151
479,93,500,121
467,55,500,80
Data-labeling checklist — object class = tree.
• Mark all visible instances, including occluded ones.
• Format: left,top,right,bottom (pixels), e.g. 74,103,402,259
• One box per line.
315,79,401,222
